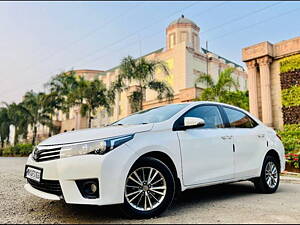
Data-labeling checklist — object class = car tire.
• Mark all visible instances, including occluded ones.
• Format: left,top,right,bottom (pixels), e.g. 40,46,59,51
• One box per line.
253,155,280,194
121,157,175,219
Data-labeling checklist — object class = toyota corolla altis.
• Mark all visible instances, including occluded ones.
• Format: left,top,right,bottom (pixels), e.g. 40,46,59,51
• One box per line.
24,102,285,218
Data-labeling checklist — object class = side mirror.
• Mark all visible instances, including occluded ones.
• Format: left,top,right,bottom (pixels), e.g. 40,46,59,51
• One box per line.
184,117,205,129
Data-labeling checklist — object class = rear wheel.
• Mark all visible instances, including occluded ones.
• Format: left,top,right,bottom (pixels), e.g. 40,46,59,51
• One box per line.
254,155,280,194
121,157,175,219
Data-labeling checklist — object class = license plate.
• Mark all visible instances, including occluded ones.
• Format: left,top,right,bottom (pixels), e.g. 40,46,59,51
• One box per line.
25,166,42,183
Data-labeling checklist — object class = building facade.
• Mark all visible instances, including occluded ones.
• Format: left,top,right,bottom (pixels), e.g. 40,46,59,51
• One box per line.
33,16,248,141
242,36,300,129
87,15,247,129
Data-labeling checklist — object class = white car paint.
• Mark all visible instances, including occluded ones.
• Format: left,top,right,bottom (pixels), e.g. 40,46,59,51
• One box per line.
24,101,285,206
40,123,154,145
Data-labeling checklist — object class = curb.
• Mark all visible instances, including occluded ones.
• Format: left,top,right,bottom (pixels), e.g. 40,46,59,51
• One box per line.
280,176,300,184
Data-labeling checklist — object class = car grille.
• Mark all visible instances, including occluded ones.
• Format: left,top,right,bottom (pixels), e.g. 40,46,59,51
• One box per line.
27,178,63,196
33,146,61,162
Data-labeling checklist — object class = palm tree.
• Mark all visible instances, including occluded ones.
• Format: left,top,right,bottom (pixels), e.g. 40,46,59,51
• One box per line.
4,102,29,145
22,91,51,145
40,92,63,136
220,90,249,111
77,79,113,128
196,67,238,101
114,56,174,113
0,107,10,147
195,67,249,110
47,71,114,129
46,71,78,117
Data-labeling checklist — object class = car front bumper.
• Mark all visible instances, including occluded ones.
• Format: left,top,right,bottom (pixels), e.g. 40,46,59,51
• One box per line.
24,144,133,206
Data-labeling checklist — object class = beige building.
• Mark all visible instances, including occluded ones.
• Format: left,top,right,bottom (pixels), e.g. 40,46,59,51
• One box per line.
242,36,300,129
32,15,248,140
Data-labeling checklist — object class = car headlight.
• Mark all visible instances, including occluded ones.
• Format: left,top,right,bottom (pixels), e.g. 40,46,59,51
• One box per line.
60,134,134,159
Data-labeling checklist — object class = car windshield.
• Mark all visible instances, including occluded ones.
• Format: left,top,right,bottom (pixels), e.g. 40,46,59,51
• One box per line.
111,104,189,125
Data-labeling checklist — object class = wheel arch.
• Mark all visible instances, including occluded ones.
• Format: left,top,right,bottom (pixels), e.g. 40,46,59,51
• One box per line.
265,149,281,170
134,151,182,193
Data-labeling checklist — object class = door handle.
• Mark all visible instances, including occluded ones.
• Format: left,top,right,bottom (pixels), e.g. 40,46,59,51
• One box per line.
258,134,265,138
221,135,233,140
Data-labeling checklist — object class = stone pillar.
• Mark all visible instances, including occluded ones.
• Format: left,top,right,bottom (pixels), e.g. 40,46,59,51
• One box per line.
257,56,273,127
245,60,259,118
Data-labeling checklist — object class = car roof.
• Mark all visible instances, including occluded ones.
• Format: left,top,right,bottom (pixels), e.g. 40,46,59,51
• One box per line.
172,101,240,109
171,101,253,116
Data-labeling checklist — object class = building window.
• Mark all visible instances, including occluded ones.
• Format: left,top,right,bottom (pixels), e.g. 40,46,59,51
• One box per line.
180,31,188,43
169,33,175,49
192,33,198,50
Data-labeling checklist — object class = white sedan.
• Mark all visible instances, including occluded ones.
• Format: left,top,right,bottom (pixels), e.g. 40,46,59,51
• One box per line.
24,101,285,218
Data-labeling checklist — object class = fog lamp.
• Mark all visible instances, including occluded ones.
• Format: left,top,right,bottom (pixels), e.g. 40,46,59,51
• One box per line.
76,179,99,199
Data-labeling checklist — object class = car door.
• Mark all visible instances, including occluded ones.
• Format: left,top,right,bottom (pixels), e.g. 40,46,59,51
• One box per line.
175,104,234,186
221,106,268,179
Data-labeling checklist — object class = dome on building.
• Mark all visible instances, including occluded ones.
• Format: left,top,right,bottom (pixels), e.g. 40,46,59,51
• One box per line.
168,15,197,27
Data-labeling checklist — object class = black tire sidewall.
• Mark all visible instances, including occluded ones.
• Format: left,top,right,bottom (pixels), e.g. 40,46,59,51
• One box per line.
258,155,280,193
121,157,175,219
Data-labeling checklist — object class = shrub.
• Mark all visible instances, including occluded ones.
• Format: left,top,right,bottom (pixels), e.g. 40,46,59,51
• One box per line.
278,124,300,153
2,146,13,157
285,153,300,169
11,145,21,155
281,85,300,107
18,143,34,156
0,143,33,157
280,54,300,73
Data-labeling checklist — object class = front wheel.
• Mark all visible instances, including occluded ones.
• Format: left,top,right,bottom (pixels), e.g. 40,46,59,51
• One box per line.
121,157,175,219
253,155,280,194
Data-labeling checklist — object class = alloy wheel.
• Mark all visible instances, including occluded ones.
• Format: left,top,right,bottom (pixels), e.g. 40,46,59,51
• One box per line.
265,161,278,189
125,167,167,211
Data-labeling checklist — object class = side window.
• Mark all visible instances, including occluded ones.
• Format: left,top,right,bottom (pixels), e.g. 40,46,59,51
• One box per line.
184,105,224,128
223,107,257,128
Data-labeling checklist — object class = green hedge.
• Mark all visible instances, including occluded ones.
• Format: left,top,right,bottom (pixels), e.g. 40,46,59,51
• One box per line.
0,143,34,157
278,124,300,153
281,85,300,107
280,54,300,73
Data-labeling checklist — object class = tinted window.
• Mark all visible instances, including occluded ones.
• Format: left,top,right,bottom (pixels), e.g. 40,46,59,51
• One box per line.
183,105,224,128
223,107,257,128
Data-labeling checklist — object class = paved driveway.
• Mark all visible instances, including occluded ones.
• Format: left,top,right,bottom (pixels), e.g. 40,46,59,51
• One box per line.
1,157,299,224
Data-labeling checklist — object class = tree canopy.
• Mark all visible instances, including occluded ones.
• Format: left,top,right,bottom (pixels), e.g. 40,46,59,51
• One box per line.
196,67,249,110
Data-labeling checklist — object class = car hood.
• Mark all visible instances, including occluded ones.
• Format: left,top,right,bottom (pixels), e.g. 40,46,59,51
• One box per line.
39,123,154,146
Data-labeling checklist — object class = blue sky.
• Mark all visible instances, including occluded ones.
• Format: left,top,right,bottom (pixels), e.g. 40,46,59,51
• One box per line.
0,1,300,103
